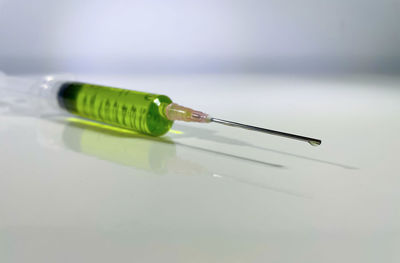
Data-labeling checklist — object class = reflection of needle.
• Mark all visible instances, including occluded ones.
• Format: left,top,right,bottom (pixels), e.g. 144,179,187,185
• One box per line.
171,157,308,199
212,173,311,199
176,142,285,168
171,124,356,170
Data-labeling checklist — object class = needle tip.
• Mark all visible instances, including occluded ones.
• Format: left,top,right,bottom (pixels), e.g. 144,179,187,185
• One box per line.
308,140,322,146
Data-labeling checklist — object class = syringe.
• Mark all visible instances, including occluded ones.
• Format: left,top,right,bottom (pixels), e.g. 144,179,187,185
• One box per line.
1,74,321,146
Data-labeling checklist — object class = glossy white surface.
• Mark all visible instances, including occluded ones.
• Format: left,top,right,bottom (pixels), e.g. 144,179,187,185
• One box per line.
1,75,400,262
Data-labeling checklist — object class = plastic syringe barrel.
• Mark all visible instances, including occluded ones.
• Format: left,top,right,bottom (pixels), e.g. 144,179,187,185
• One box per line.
56,82,174,136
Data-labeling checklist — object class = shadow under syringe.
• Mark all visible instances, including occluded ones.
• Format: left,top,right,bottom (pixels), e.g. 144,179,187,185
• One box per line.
171,124,357,170
41,117,309,198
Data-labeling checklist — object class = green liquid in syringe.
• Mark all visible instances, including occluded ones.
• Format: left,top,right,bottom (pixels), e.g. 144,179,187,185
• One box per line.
57,82,174,136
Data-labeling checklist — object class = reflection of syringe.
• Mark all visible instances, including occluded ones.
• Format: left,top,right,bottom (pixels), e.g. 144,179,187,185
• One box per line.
60,117,273,175
37,117,309,198
1,73,321,146
63,118,177,174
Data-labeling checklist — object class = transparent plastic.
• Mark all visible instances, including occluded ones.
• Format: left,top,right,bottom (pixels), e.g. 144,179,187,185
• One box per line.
165,103,210,123
0,73,68,115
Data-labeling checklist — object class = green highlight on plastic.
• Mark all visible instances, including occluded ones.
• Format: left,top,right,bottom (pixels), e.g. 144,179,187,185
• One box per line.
57,82,174,136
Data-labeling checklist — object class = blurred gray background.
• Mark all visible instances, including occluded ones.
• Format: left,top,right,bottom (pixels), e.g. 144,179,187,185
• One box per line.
0,0,399,74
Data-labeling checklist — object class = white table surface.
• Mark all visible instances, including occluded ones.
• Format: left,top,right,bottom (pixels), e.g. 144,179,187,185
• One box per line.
1,74,399,263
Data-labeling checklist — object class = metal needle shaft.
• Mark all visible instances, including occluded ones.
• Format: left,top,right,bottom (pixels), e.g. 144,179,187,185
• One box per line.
210,118,321,146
